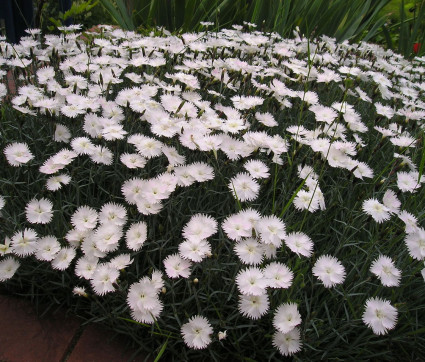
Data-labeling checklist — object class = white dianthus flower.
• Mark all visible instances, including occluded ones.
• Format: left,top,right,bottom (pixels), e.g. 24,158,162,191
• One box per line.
181,315,213,350
362,297,397,335
362,198,391,223
273,303,302,334
370,255,401,287
25,198,53,224
312,255,346,288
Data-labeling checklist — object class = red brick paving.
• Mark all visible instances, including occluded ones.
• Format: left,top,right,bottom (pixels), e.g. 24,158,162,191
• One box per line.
0,294,147,362
0,294,80,362
6,70,16,95
67,324,145,362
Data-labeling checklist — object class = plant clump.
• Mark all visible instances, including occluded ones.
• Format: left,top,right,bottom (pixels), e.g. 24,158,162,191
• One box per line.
1,24,425,360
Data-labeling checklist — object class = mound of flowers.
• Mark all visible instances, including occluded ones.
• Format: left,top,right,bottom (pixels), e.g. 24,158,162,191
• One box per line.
0,23,425,359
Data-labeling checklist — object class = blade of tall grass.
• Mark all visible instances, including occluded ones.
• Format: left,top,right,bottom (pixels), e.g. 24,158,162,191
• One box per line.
336,0,372,40
279,175,308,218
98,0,134,30
154,339,168,362
183,0,198,32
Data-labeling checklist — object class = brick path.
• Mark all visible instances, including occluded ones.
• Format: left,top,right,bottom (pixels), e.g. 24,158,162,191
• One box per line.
0,294,147,362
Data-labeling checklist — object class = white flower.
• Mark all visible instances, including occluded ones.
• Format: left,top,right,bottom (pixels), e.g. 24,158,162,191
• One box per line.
71,206,98,231
93,224,123,253
109,253,132,270
244,160,270,179
397,171,420,193
140,179,171,204
255,112,277,127
362,198,391,223
256,215,286,247
179,239,211,262
11,228,38,257
222,213,253,241
238,293,270,319
25,198,53,224
71,137,95,155
273,303,302,334
231,95,264,110
75,256,99,279
236,267,268,296
181,315,213,349
90,263,119,295
312,255,346,288
128,134,163,159
46,174,71,191
263,262,293,289
273,328,302,356
404,228,425,260
189,162,215,182
218,330,227,340
182,214,218,242
228,173,260,202
398,210,419,234
0,237,11,256
126,221,148,251
99,202,127,227
293,190,320,212
382,189,400,214
0,257,20,281
0,196,5,212
54,124,71,143
362,297,398,335
51,247,76,270
120,153,147,169
370,255,401,287
4,142,34,166
163,253,192,278
90,145,113,165
174,165,196,187
284,232,313,257
127,277,163,324
72,286,88,297
35,236,61,261
234,238,264,265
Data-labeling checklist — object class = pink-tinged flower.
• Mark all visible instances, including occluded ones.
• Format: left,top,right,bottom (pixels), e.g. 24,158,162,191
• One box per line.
182,214,218,242
222,213,252,241
4,142,34,166
163,253,192,279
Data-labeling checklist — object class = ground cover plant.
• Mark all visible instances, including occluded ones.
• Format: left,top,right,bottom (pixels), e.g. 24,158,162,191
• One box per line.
1,24,425,360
